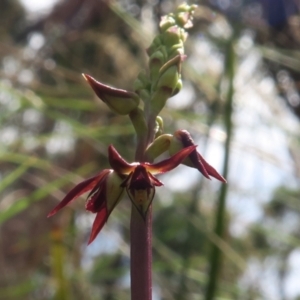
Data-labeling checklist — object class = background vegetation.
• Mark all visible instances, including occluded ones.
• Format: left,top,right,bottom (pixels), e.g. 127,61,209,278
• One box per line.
1,0,300,299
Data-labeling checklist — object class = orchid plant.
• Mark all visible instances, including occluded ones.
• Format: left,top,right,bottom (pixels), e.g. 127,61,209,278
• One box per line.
48,3,226,300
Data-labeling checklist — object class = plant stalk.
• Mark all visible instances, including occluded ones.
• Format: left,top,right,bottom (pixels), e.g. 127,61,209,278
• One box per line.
130,117,153,300
130,205,152,300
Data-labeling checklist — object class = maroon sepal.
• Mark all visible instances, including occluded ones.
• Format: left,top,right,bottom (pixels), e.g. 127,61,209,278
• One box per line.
88,201,108,244
47,169,111,217
108,144,134,174
146,145,196,174
174,130,226,183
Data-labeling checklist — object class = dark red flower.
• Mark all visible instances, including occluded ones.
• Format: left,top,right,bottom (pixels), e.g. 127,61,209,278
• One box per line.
48,144,196,244
169,130,227,183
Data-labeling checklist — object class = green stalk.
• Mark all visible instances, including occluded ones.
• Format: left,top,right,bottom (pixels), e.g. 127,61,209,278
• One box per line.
205,36,235,300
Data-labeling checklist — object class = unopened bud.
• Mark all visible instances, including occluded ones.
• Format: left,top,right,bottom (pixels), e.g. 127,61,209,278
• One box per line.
147,36,163,57
133,71,150,93
167,42,185,59
145,134,172,161
172,78,183,96
149,48,167,79
175,4,197,28
160,15,176,32
149,55,184,116
155,116,164,138
83,74,140,115
162,26,182,48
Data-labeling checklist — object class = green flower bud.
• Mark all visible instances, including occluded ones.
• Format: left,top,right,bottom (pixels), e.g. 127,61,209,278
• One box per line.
133,70,150,93
145,134,172,161
159,15,176,32
162,26,182,48
175,4,197,28
167,42,185,59
169,132,184,157
83,74,140,115
176,3,193,13
146,35,163,57
149,48,167,79
155,116,164,138
156,65,179,92
172,78,183,96
149,55,184,116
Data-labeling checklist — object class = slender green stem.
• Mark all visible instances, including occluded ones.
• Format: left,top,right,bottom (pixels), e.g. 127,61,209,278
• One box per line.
205,36,235,300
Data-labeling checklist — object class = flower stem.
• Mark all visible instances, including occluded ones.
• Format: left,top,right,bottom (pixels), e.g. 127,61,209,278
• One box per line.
130,205,152,300
130,126,153,299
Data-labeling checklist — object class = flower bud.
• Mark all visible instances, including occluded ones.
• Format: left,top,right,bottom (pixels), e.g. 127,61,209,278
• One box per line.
145,133,172,161
155,116,164,138
162,26,182,48
160,15,176,32
149,55,184,116
149,48,167,80
133,70,150,92
83,74,140,115
146,35,163,57
154,55,182,93
133,71,151,100
167,42,185,58
174,78,183,96
175,4,197,29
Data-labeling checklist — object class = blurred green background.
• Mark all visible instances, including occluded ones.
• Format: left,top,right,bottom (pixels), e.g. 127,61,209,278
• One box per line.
1,0,300,299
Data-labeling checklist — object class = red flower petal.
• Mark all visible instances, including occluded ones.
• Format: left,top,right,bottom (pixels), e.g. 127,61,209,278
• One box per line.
88,203,108,245
83,74,136,100
148,172,163,186
85,184,106,213
145,145,197,174
186,146,211,179
47,169,111,217
197,152,227,183
108,144,135,174
174,130,226,182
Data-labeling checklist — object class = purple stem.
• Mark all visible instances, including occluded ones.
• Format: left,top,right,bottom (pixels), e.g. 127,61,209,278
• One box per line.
130,205,152,300
130,127,154,299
